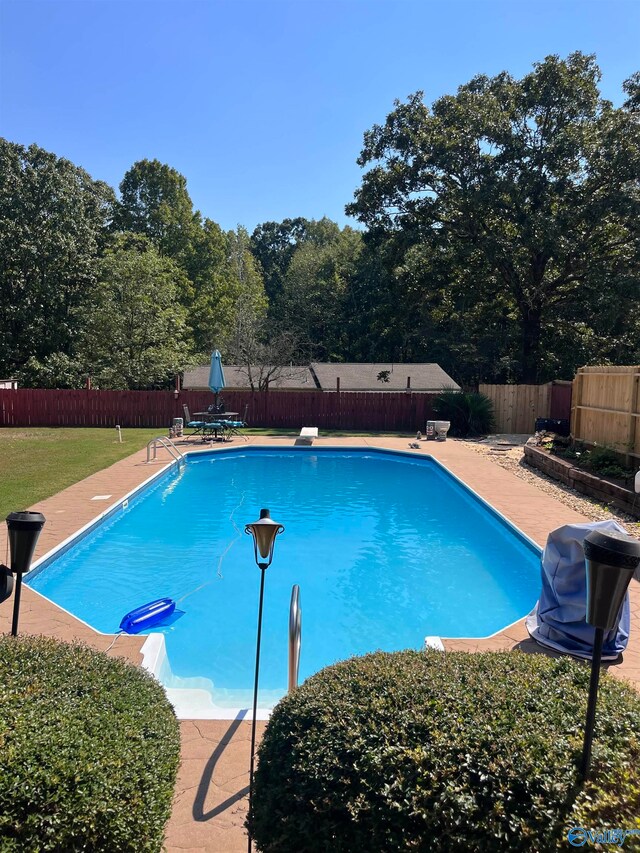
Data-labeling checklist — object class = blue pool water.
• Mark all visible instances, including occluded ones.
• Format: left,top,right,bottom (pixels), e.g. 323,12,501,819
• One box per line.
27,449,540,707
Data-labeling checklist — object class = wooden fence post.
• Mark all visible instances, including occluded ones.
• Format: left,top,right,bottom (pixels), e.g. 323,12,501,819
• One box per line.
627,372,640,468
572,369,584,441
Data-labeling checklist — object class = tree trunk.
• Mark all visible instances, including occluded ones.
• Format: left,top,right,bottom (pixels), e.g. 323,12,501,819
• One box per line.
520,306,542,384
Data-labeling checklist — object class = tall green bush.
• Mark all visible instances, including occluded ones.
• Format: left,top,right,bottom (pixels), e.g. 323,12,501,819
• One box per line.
433,388,495,436
0,636,180,852
250,650,640,852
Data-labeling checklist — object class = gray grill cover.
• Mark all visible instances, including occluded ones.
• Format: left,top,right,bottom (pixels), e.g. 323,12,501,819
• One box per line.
525,521,631,660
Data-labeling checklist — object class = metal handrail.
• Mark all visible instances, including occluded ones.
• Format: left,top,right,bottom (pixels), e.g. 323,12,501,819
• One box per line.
146,436,185,464
288,584,301,693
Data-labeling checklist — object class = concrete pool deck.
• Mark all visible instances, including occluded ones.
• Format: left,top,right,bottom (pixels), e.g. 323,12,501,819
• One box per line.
1,433,639,852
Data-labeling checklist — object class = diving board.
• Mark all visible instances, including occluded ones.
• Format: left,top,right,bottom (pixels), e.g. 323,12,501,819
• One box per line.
296,427,318,446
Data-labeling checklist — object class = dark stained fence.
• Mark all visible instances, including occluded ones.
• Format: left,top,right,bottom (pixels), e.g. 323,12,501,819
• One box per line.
549,381,573,422
0,389,435,432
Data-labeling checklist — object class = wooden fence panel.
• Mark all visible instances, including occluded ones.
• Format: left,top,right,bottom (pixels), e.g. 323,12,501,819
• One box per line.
571,366,640,459
479,383,554,433
549,381,572,421
0,389,436,433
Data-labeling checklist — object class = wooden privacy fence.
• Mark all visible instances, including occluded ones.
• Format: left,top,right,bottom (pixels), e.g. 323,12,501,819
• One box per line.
571,366,640,459
0,389,436,433
478,382,572,434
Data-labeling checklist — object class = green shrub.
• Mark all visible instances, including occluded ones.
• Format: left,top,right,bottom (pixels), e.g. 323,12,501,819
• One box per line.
432,388,496,437
553,444,581,461
581,446,631,481
250,650,640,852
0,636,180,852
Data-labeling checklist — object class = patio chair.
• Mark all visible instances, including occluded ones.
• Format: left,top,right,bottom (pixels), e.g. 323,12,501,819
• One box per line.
225,404,249,442
182,404,208,439
194,405,230,442
204,418,231,442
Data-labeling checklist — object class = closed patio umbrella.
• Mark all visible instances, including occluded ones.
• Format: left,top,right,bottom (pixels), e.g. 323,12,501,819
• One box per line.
208,350,226,409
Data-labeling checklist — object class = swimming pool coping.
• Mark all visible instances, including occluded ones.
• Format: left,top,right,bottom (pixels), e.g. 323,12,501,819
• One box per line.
24,442,545,719
28,457,180,579
27,443,541,621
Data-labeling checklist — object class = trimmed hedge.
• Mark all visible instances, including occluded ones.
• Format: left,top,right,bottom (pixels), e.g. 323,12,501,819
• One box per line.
250,650,640,852
0,636,180,852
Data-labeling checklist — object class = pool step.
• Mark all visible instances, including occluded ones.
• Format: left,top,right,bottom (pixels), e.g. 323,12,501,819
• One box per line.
140,634,278,720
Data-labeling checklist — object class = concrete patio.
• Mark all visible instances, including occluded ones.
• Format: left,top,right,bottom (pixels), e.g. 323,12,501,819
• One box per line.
1,434,638,852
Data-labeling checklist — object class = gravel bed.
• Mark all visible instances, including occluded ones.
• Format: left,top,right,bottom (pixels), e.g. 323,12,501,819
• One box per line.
461,437,640,537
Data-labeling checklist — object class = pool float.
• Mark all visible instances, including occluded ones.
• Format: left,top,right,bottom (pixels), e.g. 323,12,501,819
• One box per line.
119,598,176,634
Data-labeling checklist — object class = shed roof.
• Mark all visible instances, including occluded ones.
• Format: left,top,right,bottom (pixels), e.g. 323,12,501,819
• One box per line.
310,362,460,392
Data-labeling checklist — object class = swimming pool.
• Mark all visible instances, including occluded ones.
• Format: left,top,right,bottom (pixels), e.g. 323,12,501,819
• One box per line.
27,448,540,712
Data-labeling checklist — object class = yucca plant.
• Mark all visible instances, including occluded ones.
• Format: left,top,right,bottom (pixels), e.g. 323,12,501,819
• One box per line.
432,388,495,437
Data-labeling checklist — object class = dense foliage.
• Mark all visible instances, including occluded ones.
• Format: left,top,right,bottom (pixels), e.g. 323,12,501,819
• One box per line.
0,140,113,379
1,52,639,387
433,389,495,436
250,650,640,852
346,53,640,383
550,438,633,481
0,636,180,852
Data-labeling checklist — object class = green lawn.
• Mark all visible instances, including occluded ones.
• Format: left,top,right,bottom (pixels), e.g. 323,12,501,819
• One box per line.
0,426,410,521
0,428,162,520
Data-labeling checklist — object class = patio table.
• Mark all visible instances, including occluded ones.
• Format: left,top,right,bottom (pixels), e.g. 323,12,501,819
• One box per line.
193,413,239,442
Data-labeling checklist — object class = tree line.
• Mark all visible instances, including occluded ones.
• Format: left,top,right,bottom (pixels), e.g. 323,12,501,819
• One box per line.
1,52,638,389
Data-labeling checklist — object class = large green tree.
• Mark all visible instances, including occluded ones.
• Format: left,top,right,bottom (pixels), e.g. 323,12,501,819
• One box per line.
347,53,640,383
0,139,114,379
114,159,245,353
186,218,241,353
278,223,363,360
80,235,191,389
114,159,198,261
250,217,310,304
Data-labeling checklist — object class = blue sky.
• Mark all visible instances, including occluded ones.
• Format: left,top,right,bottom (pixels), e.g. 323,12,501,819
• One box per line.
1,0,638,232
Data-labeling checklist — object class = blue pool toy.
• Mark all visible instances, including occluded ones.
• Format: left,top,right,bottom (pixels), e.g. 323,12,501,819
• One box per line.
119,598,176,634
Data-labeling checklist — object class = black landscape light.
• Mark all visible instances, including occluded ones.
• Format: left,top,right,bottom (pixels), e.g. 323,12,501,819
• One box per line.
580,528,640,780
244,508,284,853
1,512,46,636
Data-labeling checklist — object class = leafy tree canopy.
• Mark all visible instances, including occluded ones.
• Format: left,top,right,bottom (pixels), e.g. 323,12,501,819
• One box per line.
114,158,199,260
250,217,310,303
0,139,114,378
80,235,192,389
3,52,639,391
278,225,362,360
347,52,640,382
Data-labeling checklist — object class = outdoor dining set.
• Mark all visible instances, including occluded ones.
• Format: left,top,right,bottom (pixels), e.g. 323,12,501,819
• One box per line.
179,350,248,442
182,403,248,442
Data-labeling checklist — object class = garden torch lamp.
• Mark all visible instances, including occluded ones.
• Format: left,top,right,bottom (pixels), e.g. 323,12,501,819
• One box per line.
1,512,46,636
244,509,284,853
580,528,640,780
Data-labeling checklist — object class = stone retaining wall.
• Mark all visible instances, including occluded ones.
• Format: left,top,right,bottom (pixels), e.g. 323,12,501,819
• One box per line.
523,443,640,517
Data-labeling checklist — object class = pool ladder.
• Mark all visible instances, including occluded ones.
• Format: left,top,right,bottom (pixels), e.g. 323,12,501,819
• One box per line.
289,584,301,693
146,436,185,465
